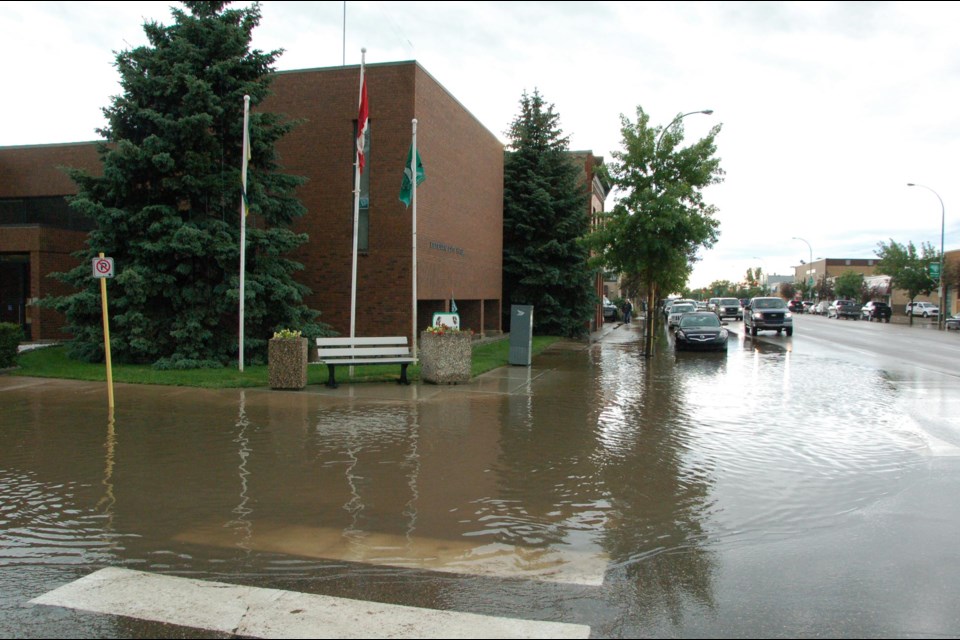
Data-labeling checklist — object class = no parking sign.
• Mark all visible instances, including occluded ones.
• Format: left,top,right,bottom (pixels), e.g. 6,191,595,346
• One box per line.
92,257,114,278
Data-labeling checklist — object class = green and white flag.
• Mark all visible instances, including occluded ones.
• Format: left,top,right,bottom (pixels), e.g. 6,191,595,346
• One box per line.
399,145,425,208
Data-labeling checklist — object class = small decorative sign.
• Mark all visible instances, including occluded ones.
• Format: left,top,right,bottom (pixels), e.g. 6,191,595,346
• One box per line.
432,312,460,329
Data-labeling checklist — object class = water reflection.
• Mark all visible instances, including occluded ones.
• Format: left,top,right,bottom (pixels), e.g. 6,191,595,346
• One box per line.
595,340,717,625
0,329,941,636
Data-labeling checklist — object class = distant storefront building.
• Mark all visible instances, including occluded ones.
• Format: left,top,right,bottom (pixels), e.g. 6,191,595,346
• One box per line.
0,61,504,343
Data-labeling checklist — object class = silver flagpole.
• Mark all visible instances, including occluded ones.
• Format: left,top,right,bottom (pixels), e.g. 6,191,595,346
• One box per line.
411,118,418,360
239,94,250,371
350,49,366,346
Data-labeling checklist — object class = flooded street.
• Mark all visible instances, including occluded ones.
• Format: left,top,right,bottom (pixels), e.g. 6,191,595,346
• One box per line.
3,317,960,638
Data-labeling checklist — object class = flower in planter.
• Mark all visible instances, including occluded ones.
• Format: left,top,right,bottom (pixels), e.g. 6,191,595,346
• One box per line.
272,328,302,339
424,325,474,337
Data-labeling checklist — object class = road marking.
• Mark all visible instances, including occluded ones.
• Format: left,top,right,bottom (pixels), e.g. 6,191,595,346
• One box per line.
30,567,590,639
175,523,608,586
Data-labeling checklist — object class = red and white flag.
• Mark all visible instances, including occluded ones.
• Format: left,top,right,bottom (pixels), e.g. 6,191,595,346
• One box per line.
357,74,369,174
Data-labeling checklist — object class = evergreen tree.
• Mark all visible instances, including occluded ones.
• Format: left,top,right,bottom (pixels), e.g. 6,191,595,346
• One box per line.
48,1,327,367
502,90,594,337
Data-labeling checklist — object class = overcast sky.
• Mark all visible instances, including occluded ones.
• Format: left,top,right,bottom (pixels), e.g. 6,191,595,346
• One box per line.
4,1,959,289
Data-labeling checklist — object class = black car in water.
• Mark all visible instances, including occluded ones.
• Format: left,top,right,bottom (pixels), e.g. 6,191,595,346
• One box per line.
674,312,729,351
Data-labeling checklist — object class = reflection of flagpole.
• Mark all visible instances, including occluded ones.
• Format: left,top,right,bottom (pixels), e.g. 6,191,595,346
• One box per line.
403,404,420,547
411,118,418,359
239,95,251,371
350,49,367,343
228,390,253,553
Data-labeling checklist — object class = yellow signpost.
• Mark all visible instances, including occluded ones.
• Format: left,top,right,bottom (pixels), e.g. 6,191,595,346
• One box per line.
93,253,115,409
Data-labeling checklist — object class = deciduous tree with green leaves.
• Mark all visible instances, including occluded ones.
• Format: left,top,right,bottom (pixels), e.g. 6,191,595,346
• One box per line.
502,90,594,338
48,1,327,368
834,271,865,301
875,239,938,325
587,106,723,354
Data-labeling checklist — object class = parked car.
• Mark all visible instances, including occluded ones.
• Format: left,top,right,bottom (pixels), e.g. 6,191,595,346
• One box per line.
828,299,861,319
946,314,960,331
714,297,743,321
743,297,793,336
674,312,729,351
906,301,940,318
802,301,815,314
861,301,892,323
813,301,831,316
787,299,805,313
603,297,618,321
667,302,698,328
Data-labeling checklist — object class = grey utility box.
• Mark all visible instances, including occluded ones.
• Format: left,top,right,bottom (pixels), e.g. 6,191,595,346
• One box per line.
508,305,534,366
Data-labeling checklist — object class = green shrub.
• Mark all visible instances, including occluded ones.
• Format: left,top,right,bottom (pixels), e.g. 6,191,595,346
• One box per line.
0,323,21,368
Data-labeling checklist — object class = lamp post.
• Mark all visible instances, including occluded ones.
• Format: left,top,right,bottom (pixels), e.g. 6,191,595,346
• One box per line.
643,109,714,356
907,183,946,330
792,236,814,295
656,110,714,152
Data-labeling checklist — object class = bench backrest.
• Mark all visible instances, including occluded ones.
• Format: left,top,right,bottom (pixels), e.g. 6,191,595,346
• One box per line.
316,336,411,360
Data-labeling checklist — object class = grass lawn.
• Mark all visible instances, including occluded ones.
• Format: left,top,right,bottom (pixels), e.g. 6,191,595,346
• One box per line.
7,336,562,389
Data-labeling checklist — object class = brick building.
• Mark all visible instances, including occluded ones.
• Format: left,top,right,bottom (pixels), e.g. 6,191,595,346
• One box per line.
0,61,504,343
793,254,958,315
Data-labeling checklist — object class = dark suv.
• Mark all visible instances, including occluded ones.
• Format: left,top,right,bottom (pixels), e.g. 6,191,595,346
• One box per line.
787,299,805,313
861,301,892,323
744,297,794,336
715,297,743,321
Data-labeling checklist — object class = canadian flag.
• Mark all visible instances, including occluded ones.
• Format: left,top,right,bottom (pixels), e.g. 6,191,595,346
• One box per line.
357,74,369,174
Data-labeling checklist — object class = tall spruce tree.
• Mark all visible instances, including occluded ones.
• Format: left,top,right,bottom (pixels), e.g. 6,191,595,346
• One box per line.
502,90,594,337
49,1,326,368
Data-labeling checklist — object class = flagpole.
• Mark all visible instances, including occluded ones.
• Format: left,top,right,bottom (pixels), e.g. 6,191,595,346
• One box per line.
411,118,418,360
239,94,250,372
350,49,366,346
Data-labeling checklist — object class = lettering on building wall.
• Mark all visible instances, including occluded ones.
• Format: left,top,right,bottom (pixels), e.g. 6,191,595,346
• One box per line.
429,241,465,257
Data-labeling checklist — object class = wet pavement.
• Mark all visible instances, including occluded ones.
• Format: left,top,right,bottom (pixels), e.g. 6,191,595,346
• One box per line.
2,318,960,638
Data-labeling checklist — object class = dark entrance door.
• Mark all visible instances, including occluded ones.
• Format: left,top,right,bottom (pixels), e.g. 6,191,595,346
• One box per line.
0,254,30,340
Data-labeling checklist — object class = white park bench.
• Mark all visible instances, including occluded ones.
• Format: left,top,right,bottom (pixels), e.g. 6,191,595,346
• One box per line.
315,336,415,388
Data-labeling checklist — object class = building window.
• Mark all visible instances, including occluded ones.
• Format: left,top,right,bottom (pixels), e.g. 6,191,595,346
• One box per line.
0,196,94,231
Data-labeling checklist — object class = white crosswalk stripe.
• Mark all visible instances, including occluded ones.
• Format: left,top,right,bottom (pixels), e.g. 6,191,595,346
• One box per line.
30,567,590,639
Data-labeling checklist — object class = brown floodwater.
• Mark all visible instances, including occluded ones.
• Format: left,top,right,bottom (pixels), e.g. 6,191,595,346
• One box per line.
2,323,958,638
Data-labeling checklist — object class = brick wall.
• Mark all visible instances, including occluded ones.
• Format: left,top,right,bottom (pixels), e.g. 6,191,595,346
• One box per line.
1,62,504,343
268,62,503,339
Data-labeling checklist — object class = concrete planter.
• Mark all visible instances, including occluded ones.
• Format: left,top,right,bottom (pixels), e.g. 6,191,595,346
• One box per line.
268,337,308,390
419,331,472,384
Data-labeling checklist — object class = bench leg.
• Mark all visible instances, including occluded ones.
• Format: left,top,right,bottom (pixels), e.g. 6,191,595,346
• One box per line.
326,364,338,389
398,363,410,385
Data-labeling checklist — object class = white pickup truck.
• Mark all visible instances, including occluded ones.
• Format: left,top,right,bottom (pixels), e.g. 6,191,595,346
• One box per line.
905,301,939,318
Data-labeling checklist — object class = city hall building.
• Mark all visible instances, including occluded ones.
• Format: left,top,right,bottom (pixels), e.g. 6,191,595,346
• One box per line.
0,61,504,344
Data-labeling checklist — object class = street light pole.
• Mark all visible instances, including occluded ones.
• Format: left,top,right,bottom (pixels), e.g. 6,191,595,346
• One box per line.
656,110,714,152
907,183,946,330
643,109,714,356
792,236,814,295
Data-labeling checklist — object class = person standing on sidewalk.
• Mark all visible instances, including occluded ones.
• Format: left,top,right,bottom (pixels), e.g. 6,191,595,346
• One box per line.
622,299,633,323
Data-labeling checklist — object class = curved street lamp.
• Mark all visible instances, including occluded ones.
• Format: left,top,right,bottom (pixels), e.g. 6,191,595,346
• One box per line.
907,183,946,330
792,236,814,293
656,110,714,151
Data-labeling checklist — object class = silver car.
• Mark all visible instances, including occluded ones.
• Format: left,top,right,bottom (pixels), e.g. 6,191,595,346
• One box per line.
667,302,698,328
